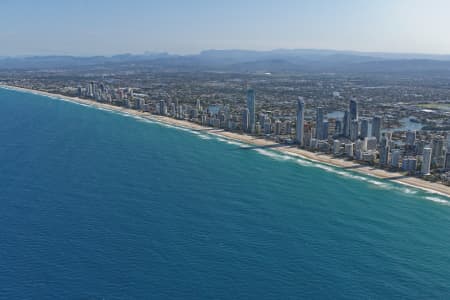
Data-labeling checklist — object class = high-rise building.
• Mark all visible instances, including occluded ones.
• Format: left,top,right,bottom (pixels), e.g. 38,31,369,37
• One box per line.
350,120,359,142
422,147,432,175
333,140,341,155
432,137,444,163
365,136,377,151
264,118,272,135
285,120,292,135
274,120,282,136
255,122,261,135
135,98,145,110
88,82,94,98
296,97,305,146
259,113,268,130
391,149,401,168
446,134,450,152
379,133,391,166
196,99,202,112
372,116,382,142
405,130,416,147
345,143,354,158
349,98,358,121
246,89,256,133
444,151,450,170
335,119,342,136
379,146,390,166
316,107,325,140
323,120,330,140
159,100,167,116
360,118,370,139
242,108,249,132
343,110,350,137
402,157,417,173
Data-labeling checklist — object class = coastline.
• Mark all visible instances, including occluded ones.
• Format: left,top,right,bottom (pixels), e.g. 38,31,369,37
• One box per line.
2,84,450,198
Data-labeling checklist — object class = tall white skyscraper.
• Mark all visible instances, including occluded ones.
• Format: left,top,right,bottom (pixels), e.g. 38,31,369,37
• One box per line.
196,99,202,112
422,147,432,175
242,108,250,132
246,89,256,133
296,97,305,147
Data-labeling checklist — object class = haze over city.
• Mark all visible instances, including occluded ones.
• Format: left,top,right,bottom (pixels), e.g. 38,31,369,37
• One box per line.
2,0,450,56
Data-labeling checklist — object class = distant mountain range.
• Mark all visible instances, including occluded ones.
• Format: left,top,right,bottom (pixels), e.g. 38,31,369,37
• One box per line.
2,49,450,73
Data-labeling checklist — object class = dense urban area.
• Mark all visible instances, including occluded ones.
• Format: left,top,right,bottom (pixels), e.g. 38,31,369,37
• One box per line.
3,55,450,185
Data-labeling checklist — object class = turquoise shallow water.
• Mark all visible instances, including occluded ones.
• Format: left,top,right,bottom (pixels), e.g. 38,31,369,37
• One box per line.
0,88,450,299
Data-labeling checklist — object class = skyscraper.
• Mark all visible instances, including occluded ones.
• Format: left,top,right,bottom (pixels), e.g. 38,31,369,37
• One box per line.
296,97,305,147
422,147,432,175
350,120,359,142
274,120,282,136
360,118,370,139
196,99,202,112
391,149,401,168
242,108,249,132
246,89,256,133
431,137,444,164
322,120,329,140
316,107,325,140
444,151,450,170
405,130,416,147
379,133,391,166
372,116,382,142
343,110,350,137
349,98,358,121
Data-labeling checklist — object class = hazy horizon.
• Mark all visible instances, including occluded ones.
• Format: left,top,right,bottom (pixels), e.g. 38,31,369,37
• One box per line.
2,0,450,56
4,47,450,58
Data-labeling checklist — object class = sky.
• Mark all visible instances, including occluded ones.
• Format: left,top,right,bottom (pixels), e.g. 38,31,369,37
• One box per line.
1,0,450,56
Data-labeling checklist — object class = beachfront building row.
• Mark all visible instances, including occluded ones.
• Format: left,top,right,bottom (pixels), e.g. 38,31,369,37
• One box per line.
79,81,450,180
151,88,450,178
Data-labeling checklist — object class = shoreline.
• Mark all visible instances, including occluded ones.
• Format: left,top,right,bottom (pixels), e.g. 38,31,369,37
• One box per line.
2,84,450,198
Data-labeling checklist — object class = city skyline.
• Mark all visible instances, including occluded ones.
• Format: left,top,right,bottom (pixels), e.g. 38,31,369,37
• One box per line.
2,0,450,56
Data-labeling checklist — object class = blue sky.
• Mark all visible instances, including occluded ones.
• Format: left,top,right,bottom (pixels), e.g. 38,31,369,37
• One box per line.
1,0,450,56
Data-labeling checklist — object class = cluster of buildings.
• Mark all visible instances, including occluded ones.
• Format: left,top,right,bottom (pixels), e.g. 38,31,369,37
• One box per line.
70,82,450,181
78,82,145,109
294,93,450,177
152,88,450,179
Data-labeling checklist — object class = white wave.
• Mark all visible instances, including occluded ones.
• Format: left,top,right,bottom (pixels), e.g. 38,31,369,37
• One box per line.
402,188,418,194
225,140,244,146
75,103,92,108
295,159,313,166
197,135,212,140
425,196,450,206
97,107,114,112
137,118,156,124
206,134,247,147
253,149,293,161
368,180,387,187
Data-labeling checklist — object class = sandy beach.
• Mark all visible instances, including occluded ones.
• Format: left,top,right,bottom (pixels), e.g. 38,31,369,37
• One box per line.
3,84,450,197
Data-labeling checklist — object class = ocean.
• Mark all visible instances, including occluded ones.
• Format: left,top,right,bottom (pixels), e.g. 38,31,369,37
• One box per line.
0,88,449,299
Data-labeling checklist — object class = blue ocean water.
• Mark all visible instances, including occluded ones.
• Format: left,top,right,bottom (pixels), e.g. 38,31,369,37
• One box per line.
0,88,449,299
